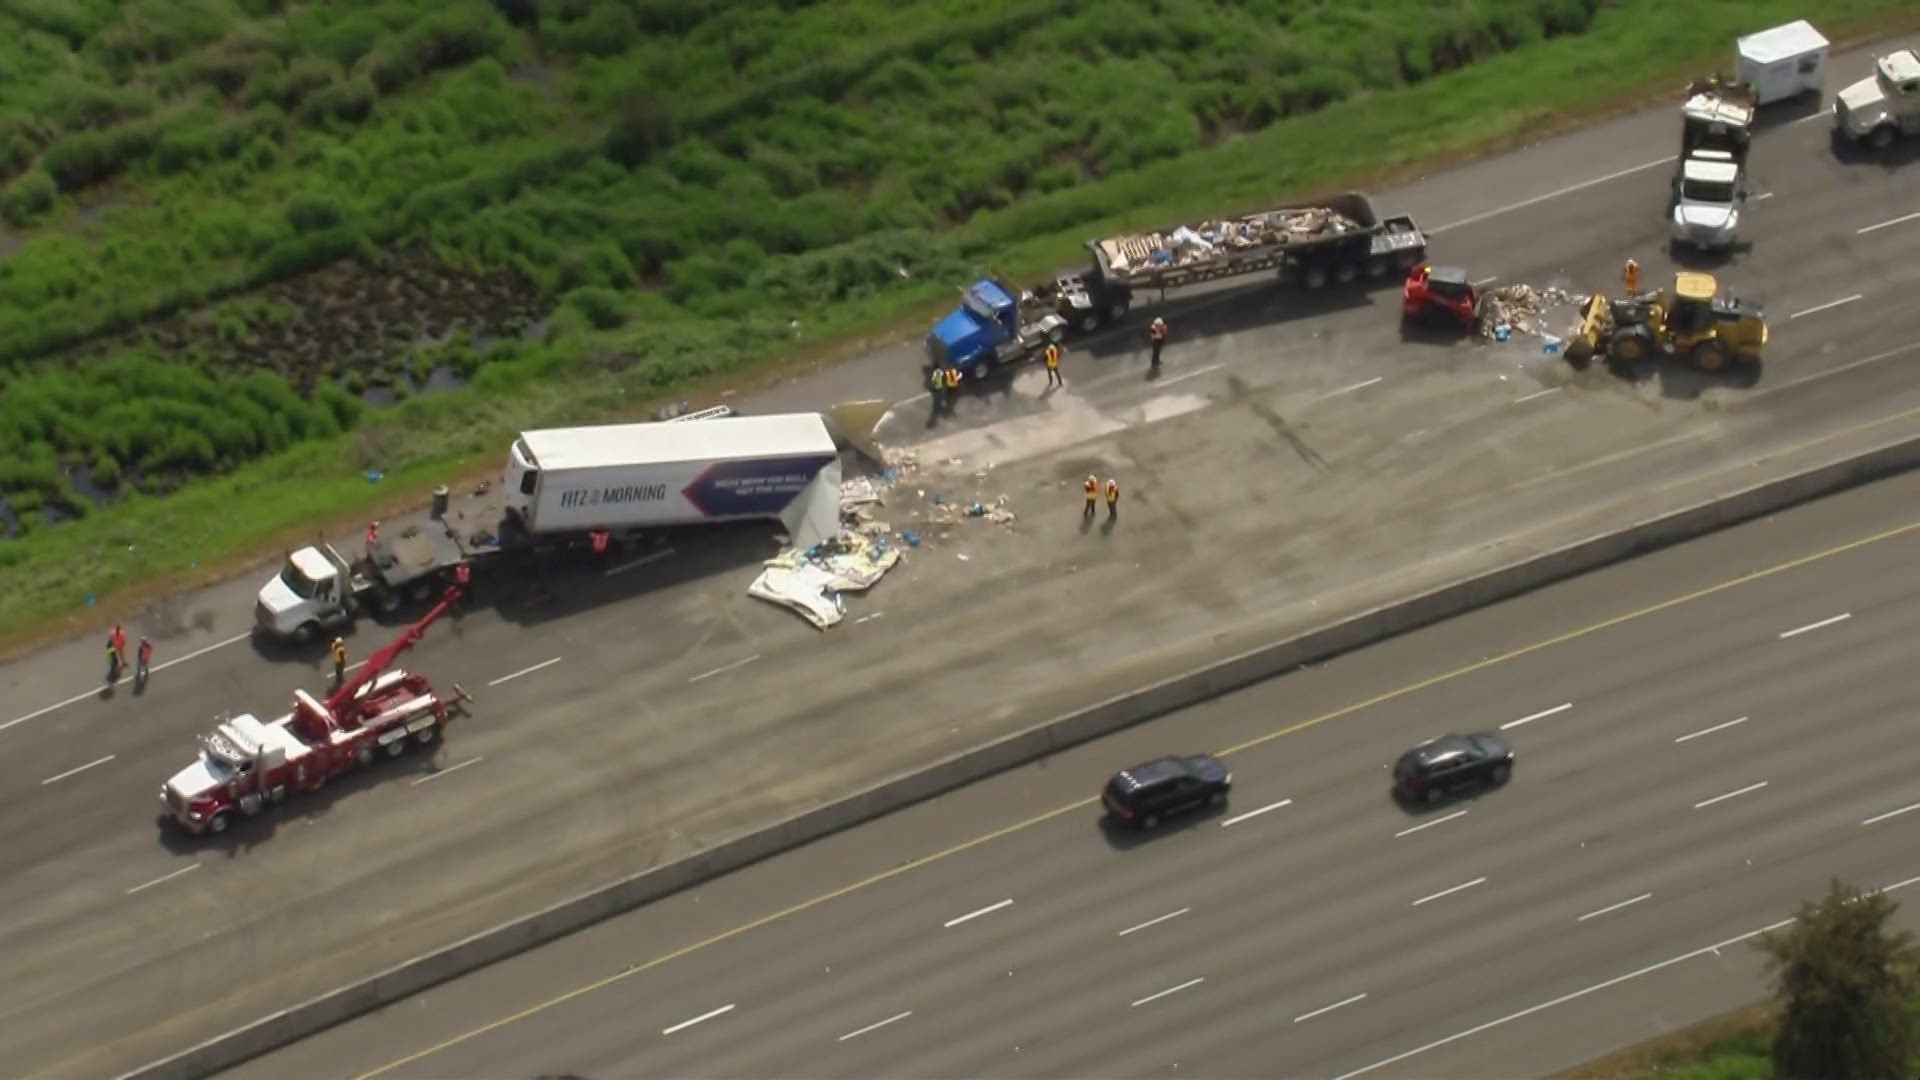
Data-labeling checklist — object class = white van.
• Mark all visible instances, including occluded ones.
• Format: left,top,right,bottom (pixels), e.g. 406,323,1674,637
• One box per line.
1736,21,1829,105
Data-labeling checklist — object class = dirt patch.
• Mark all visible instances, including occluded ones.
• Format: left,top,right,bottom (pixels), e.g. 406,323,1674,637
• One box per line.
88,247,549,393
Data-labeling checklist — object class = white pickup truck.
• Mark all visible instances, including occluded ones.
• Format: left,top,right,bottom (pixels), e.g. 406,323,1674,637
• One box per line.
1670,150,1748,252
1833,48,1920,150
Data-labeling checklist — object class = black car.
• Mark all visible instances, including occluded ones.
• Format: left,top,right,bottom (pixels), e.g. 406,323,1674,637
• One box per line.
1102,754,1231,830
1393,732,1514,805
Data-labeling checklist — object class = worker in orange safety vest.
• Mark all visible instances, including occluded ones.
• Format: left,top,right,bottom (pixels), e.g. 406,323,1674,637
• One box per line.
1623,257,1640,296
1105,477,1120,519
1083,474,1099,518
1044,342,1063,387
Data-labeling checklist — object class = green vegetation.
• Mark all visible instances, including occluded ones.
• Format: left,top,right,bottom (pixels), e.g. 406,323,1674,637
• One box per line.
1563,881,1920,1080
1,0,1917,641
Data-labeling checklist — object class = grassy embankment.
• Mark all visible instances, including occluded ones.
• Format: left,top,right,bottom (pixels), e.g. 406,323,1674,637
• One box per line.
1560,994,1920,1079
2,0,1917,649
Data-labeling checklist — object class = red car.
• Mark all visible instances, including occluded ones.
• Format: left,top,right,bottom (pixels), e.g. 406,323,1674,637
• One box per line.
1401,264,1483,332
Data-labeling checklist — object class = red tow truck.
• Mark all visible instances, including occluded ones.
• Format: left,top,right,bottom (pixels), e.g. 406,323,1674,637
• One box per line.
160,581,472,836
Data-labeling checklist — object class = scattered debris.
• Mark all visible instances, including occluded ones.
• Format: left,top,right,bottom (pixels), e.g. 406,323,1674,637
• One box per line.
1478,284,1584,341
1101,206,1367,274
749,531,903,630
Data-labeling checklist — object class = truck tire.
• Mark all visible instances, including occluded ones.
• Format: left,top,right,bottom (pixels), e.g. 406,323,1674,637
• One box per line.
208,813,230,835
1334,262,1358,285
1397,250,1422,272
1365,257,1389,279
1691,339,1730,373
1870,125,1897,150
1108,298,1130,323
375,588,400,615
1046,324,1066,346
1304,266,1329,290
356,744,375,768
415,726,437,746
1078,310,1101,334
1609,328,1651,365
293,621,320,645
386,740,405,758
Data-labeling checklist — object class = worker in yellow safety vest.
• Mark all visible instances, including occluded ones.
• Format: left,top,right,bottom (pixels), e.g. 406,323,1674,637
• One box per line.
1623,257,1640,295
331,638,348,689
1044,342,1063,387
1105,478,1120,519
942,366,961,413
1083,474,1099,518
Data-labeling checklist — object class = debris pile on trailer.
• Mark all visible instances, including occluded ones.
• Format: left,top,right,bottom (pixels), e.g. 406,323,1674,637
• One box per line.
1099,206,1367,274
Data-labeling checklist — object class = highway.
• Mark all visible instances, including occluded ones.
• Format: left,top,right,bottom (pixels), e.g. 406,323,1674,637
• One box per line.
237,469,1920,1080
4,35,1920,1076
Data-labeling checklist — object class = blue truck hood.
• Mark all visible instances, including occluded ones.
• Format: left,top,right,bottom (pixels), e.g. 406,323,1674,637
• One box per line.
927,306,997,368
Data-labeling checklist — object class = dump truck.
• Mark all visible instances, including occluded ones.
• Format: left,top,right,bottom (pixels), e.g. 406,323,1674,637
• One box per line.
1562,270,1767,373
164,583,471,836
1672,77,1756,252
924,191,1428,378
253,408,854,642
1832,47,1920,150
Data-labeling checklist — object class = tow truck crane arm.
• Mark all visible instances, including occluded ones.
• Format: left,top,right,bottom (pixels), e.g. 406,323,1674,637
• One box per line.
323,573,468,716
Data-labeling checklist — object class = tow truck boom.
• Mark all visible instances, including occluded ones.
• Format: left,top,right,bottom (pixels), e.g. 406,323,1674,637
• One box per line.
323,574,466,717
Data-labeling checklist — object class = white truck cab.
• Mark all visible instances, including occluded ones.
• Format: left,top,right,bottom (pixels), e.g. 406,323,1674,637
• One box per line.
1834,48,1920,149
1671,150,1746,251
255,545,352,641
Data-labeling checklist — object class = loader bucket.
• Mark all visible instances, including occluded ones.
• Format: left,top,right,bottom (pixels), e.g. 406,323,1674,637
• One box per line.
823,399,891,464
1564,293,1610,369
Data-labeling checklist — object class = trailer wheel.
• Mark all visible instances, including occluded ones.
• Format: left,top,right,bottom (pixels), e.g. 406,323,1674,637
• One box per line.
1365,258,1389,279
1108,298,1130,322
1334,263,1358,285
1304,266,1329,290
375,589,400,615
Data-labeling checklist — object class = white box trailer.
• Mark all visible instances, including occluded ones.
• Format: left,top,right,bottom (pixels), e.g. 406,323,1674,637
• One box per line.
1737,21,1828,105
504,413,840,535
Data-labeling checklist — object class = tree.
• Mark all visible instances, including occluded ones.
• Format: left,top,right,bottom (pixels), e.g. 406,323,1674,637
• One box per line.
1759,878,1917,1080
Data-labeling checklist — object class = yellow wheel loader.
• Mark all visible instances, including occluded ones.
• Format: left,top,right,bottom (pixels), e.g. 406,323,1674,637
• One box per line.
1563,271,1767,374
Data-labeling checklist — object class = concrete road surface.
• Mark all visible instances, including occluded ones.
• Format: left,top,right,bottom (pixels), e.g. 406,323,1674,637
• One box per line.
238,470,1920,1080
5,38,1920,1077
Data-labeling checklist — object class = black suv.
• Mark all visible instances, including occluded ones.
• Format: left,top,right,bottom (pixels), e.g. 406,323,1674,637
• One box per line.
1392,732,1514,805
1102,754,1231,830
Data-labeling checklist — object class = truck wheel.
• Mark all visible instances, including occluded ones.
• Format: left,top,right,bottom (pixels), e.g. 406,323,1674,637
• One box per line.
1365,258,1389,279
1046,325,1066,346
293,622,319,645
386,741,405,758
1870,125,1897,150
356,745,375,768
1108,298,1130,322
1334,263,1358,285
375,589,400,614
1304,266,1329,290
1397,251,1422,271
415,726,437,746
1691,339,1730,373
1078,310,1101,334
208,813,230,835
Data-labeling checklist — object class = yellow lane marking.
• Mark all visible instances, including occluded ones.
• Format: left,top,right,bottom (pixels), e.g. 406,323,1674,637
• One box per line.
357,511,1920,1078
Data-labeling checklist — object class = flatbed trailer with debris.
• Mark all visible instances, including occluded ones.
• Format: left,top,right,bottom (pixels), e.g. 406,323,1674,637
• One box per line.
1028,191,1430,334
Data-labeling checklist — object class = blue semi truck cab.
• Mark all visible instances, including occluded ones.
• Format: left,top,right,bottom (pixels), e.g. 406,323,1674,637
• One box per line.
924,277,1070,380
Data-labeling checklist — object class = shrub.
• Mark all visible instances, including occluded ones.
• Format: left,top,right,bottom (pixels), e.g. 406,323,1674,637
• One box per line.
564,286,627,330
0,168,57,226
